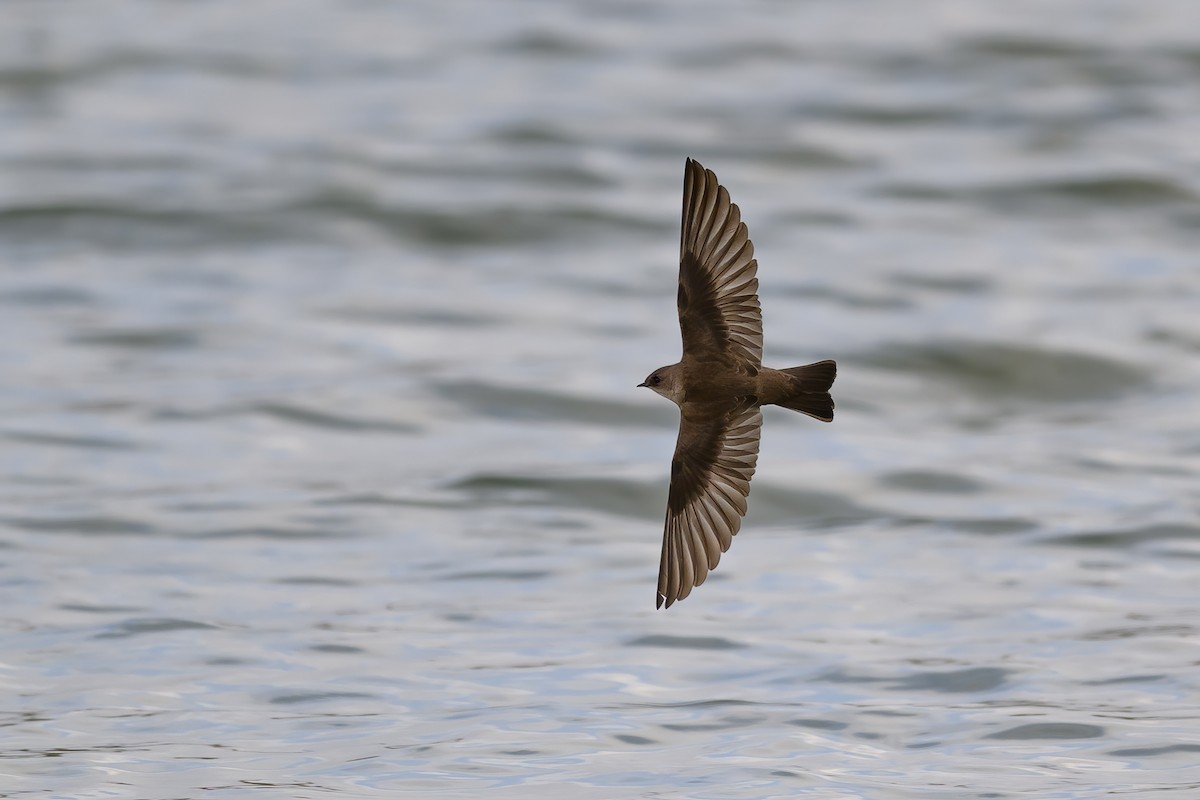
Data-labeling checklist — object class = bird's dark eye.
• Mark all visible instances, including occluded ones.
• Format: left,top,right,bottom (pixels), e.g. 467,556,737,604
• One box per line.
650,375,662,386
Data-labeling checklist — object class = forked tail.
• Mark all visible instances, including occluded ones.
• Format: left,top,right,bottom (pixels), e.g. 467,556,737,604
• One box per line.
776,360,836,422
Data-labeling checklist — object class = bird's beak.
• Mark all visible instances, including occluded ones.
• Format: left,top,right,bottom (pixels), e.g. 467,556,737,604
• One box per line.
637,381,647,388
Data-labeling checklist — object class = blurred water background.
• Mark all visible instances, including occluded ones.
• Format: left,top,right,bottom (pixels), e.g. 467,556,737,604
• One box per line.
3,1,1200,797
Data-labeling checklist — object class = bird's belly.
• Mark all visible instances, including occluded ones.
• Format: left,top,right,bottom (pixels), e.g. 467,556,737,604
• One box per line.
680,362,758,405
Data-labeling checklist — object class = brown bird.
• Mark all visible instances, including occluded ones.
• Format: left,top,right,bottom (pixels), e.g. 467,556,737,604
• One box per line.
639,158,837,609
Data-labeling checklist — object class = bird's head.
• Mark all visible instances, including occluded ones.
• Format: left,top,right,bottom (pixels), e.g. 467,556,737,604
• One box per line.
638,364,684,405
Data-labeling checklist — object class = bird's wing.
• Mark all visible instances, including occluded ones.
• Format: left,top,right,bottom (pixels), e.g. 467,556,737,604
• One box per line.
678,158,763,372
657,398,762,609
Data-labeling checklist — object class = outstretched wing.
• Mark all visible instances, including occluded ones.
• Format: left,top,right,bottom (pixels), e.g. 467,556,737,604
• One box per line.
657,399,762,609
678,158,763,372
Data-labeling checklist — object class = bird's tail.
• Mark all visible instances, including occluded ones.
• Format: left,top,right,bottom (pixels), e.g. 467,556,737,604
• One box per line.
775,360,836,422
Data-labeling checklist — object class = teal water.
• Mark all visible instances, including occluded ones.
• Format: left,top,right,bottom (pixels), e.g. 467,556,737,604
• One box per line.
3,2,1200,797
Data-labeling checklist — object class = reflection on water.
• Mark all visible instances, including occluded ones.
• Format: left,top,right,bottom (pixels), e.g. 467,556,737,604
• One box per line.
3,1,1200,797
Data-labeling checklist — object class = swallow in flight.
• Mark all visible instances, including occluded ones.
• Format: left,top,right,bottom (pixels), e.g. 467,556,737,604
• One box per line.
639,158,836,609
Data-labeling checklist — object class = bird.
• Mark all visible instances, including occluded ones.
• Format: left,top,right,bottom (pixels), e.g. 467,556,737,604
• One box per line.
639,158,837,609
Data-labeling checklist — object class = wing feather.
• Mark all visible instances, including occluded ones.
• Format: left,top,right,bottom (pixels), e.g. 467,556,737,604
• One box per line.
657,400,763,609
677,158,764,372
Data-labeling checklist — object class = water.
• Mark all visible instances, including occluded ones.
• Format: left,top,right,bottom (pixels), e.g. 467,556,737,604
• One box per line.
3,1,1200,797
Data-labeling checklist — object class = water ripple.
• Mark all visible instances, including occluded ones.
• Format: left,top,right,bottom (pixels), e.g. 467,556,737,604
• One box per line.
435,380,674,428
880,174,1197,212
3,516,156,536
1053,523,1200,548
625,635,747,651
249,402,419,435
986,722,1106,740
94,617,219,640
4,430,141,451
856,340,1150,403
70,327,201,350
446,473,661,518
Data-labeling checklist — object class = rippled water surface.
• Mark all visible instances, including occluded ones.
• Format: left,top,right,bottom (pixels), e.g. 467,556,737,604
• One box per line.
3,1,1200,797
